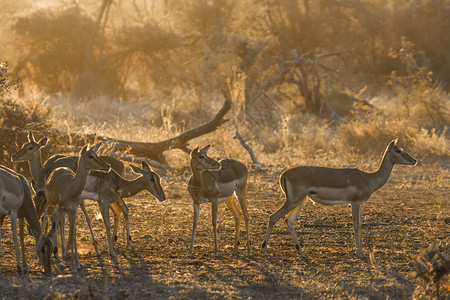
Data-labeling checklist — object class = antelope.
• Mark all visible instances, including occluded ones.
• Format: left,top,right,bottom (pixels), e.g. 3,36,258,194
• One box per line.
0,165,52,273
82,161,166,257
12,131,126,255
188,145,251,257
261,138,418,260
44,143,110,271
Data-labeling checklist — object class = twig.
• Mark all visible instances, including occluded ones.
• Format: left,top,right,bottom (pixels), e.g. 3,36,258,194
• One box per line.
234,131,264,168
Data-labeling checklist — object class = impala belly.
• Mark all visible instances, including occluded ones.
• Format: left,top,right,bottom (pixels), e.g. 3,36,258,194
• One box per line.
0,191,23,214
216,181,237,201
307,186,359,205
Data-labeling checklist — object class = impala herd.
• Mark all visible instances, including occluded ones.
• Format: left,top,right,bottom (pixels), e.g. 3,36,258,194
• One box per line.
0,132,417,274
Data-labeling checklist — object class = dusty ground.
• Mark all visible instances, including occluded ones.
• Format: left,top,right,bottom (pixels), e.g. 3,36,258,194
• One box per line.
0,163,448,299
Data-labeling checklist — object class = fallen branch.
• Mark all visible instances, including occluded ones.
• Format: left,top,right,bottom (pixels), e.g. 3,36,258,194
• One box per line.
46,99,232,164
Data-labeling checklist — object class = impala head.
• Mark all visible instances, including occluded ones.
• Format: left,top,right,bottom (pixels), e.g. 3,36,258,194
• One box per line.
79,143,111,172
11,131,48,162
36,234,53,274
130,161,166,202
190,145,221,172
386,138,418,166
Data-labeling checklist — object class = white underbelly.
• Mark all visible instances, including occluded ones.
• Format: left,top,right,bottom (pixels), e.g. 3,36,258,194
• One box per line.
308,186,357,205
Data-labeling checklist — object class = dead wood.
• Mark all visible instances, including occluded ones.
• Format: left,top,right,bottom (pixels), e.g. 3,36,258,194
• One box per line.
46,99,232,165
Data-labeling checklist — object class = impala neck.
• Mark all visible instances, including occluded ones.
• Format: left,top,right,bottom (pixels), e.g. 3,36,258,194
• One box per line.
73,162,91,197
118,176,146,198
369,149,395,193
29,153,43,181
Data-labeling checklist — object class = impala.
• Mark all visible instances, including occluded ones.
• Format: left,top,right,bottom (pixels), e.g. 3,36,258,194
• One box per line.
82,161,166,257
261,138,417,259
188,145,251,257
44,143,110,271
12,132,126,256
0,165,52,273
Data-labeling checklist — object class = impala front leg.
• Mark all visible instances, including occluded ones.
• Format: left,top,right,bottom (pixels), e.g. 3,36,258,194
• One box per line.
189,203,200,256
351,202,365,258
115,198,131,250
10,210,22,272
211,198,219,257
67,210,80,271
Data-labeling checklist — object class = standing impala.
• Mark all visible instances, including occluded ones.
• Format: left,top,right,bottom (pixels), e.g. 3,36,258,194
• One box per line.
261,138,417,259
188,145,251,257
44,143,110,271
82,161,166,257
0,165,52,273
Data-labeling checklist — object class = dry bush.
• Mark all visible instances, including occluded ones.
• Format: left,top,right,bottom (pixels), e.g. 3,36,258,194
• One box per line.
0,61,51,171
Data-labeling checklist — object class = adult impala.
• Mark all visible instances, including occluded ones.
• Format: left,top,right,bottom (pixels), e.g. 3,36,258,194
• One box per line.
0,165,52,273
82,161,165,257
261,138,417,259
188,145,251,257
44,143,110,271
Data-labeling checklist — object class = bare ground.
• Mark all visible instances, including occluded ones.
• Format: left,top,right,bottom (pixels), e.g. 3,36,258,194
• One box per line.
0,163,449,299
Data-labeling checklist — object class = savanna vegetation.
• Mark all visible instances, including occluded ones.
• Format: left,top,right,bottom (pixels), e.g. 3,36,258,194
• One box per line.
0,0,448,299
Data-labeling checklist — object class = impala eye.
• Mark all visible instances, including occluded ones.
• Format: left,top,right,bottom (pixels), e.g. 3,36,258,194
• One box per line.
395,148,401,153
150,177,156,183
198,155,205,159
88,154,94,159
28,146,34,150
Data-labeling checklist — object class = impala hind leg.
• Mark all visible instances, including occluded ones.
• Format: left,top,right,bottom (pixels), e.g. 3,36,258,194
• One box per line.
225,196,241,255
261,193,307,256
111,202,122,245
189,203,200,256
236,188,251,256
80,200,100,256
285,197,308,260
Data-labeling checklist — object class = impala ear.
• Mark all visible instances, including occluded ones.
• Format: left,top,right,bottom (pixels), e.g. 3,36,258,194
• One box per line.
200,145,210,154
38,137,48,148
142,161,152,171
191,147,199,157
388,137,398,148
80,144,89,155
91,142,102,153
28,131,35,143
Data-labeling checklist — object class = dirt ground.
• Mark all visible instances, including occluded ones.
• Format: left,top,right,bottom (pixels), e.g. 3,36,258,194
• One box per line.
0,163,448,299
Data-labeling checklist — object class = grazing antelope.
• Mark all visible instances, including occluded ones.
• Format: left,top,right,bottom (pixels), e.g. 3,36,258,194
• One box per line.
44,143,110,271
188,145,251,257
0,165,52,273
261,138,418,259
82,161,166,257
